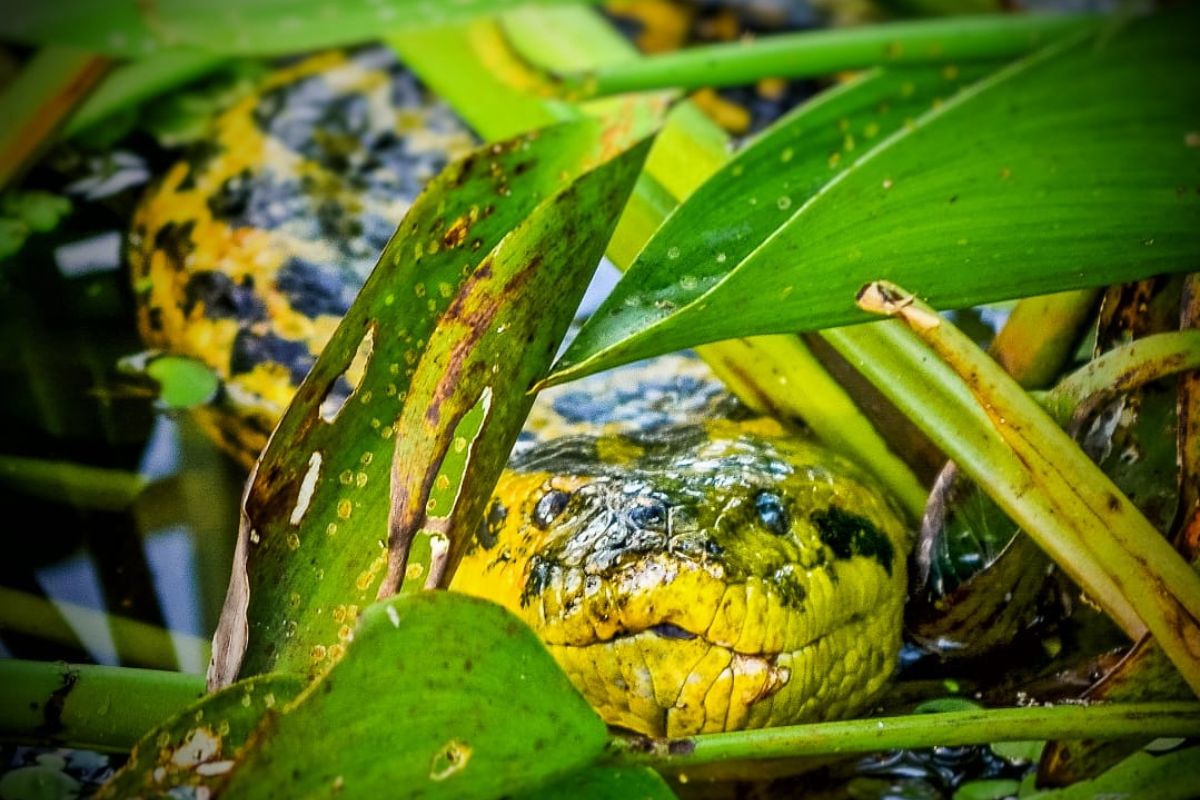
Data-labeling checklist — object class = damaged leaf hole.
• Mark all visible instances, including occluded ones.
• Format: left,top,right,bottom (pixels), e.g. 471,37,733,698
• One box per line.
319,323,377,423
428,738,472,781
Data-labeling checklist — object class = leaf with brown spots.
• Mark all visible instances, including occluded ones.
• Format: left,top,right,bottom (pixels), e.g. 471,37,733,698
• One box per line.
217,593,609,800
208,118,650,688
95,674,303,800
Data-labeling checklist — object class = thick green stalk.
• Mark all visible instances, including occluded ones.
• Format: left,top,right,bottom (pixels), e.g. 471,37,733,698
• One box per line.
0,587,210,673
856,282,1200,697
561,13,1100,97
991,289,1102,388
823,319,1142,636
0,660,205,753
604,703,1200,771
0,454,147,511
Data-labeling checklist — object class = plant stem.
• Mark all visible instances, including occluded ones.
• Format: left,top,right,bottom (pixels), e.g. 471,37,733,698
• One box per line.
0,586,211,673
824,319,1142,634
561,13,1101,98
0,454,147,511
856,282,1200,697
603,702,1200,771
0,47,110,190
1045,330,1200,425
0,660,205,753
991,289,1102,389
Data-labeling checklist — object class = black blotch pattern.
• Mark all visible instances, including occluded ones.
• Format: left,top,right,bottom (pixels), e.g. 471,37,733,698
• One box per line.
521,556,553,607
183,271,266,322
177,139,222,191
274,257,356,317
152,220,197,268
230,330,313,385
476,499,506,551
810,506,894,576
772,567,807,608
205,169,251,219
207,170,307,231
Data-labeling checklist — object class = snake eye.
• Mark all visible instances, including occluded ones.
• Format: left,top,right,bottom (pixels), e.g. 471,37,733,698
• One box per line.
628,499,669,530
533,489,571,529
755,491,789,536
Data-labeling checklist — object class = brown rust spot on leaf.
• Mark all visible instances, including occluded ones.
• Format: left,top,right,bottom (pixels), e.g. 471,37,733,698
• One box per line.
442,215,471,249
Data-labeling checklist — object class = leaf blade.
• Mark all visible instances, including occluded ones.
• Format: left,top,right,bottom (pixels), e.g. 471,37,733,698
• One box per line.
209,118,649,687
1,0,598,58
550,9,1200,385
219,593,609,800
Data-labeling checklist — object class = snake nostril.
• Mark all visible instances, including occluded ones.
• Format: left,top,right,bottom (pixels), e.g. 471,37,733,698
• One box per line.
533,489,571,528
755,490,790,536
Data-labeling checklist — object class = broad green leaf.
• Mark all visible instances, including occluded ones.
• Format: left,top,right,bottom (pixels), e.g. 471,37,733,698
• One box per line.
1022,745,1200,800
95,674,303,800
517,766,677,799
208,118,650,686
549,9,1200,386
1,0,597,58
219,593,608,800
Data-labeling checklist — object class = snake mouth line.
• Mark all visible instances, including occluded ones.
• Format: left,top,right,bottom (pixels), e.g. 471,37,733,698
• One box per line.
546,608,888,737
558,609,872,659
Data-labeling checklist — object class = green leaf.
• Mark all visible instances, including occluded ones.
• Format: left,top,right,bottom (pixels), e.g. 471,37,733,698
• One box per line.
95,674,303,800
208,118,650,686
0,217,29,260
218,593,608,800
1,0,597,58
1,190,71,233
0,756,81,800
548,9,1200,386
517,767,677,800
1022,745,1200,800
63,51,233,141
144,355,222,409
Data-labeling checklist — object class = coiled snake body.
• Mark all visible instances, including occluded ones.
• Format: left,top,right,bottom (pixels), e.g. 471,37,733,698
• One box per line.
129,48,910,738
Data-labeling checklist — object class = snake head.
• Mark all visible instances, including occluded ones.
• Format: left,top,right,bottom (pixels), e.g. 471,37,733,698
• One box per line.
452,421,910,736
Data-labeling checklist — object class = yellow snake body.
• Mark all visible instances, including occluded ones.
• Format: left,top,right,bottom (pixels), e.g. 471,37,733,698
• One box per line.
130,49,911,738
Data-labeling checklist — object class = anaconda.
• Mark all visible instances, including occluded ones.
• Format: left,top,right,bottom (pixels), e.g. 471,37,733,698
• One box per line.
128,47,912,738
